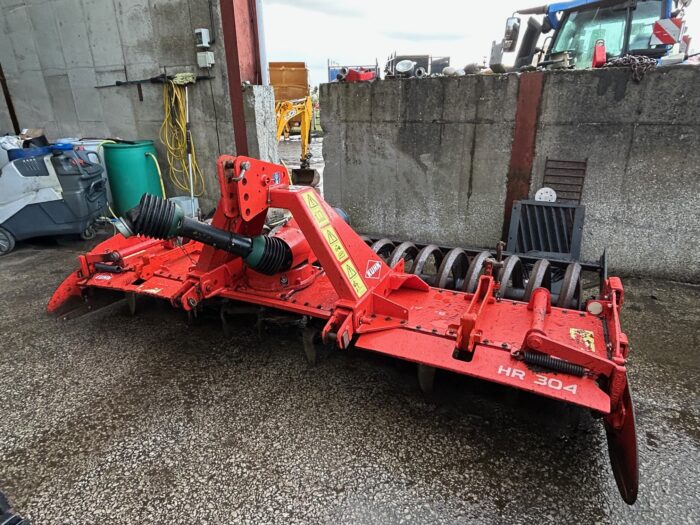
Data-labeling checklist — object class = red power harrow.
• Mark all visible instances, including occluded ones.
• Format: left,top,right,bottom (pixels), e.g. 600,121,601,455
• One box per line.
49,156,639,504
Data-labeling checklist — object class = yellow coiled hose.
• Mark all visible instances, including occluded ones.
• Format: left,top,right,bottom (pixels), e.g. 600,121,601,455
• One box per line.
159,80,205,196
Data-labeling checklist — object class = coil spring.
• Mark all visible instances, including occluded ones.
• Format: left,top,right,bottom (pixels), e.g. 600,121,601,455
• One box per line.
131,193,179,240
522,351,586,377
361,237,583,310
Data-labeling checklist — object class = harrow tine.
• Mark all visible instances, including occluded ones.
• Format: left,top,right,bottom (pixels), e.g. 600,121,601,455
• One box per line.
604,382,639,504
302,325,319,366
126,292,138,316
417,364,436,395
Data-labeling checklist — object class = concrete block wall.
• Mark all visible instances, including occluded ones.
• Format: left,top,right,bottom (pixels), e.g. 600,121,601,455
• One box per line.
321,75,519,249
321,68,700,282
531,67,700,282
0,0,277,212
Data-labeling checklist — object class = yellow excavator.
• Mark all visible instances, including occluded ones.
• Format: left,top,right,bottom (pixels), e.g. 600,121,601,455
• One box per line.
275,96,319,186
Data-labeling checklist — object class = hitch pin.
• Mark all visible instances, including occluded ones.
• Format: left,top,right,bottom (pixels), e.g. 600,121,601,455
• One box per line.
231,161,250,182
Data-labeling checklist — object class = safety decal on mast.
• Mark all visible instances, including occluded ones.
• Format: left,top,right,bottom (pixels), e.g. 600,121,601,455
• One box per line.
321,225,349,262
341,260,368,297
302,190,330,227
302,190,368,298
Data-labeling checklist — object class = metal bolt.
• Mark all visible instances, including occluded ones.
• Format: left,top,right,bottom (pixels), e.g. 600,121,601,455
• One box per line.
187,298,196,308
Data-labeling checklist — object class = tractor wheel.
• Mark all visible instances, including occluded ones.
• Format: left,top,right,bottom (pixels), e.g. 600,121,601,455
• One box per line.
0,227,15,256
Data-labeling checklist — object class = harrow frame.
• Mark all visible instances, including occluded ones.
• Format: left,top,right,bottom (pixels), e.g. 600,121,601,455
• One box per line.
49,156,638,503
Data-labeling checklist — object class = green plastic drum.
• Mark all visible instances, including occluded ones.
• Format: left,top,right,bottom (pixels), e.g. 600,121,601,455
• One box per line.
103,140,163,215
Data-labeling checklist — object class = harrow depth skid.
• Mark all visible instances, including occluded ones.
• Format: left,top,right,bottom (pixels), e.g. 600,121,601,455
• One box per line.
49,156,639,504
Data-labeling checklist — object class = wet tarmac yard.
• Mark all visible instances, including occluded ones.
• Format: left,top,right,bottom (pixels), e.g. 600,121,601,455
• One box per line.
0,240,698,524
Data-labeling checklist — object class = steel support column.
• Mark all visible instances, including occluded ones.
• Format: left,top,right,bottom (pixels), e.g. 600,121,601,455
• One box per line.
502,71,544,238
219,0,263,156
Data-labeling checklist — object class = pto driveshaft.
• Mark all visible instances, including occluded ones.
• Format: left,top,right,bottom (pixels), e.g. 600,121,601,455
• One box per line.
122,194,292,275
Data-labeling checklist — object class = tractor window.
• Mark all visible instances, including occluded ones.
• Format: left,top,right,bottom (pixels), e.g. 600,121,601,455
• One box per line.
629,0,664,51
552,6,628,67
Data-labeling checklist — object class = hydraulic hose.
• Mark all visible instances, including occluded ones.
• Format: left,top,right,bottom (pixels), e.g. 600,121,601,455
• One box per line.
122,194,292,275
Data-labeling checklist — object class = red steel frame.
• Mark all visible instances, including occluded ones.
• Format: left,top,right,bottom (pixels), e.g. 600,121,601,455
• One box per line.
48,156,638,502
219,0,263,156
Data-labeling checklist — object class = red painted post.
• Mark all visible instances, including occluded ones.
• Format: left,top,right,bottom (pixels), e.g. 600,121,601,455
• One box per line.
502,71,544,238
219,0,264,156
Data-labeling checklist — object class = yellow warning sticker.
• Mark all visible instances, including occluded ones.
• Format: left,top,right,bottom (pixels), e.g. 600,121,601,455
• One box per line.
341,259,368,297
570,328,596,353
321,225,349,262
302,190,329,227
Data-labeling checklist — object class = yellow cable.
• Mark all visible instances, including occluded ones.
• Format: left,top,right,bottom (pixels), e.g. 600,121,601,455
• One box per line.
159,81,205,196
145,152,166,198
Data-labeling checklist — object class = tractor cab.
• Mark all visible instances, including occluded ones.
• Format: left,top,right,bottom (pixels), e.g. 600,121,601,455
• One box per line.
492,0,691,71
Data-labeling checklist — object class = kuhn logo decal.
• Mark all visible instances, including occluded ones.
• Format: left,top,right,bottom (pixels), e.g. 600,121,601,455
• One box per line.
365,260,382,279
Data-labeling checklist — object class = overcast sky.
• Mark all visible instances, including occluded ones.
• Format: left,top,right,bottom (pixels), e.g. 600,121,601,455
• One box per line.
261,0,699,86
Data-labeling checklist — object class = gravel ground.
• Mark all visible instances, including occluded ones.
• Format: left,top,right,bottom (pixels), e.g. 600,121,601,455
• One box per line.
0,238,698,524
